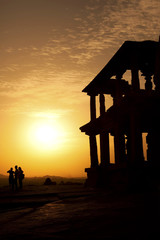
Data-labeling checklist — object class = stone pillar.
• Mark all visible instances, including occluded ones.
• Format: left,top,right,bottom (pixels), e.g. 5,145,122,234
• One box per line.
147,129,160,167
128,109,145,189
146,129,160,184
144,74,152,91
100,93,105,115
89,95,98,168
146,133,152,163
90,95,96,121
99,93,110,166
89,135,98,168
129,109,144,166
141,68,153,91
114,74,122,104
100,132,110,166
131,68,140,90
114,127,125,165
154,38,160,92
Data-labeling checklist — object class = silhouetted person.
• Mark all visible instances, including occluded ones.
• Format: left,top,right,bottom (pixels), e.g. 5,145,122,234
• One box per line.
14,165,18,190
18,167,24,189
7,167,14,190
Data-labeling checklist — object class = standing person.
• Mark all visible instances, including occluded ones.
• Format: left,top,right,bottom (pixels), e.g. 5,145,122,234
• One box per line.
18,167,24,189
7,167,14,190
14,165,18,190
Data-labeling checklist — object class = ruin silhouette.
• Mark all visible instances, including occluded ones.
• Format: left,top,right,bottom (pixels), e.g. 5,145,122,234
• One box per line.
80,39,160,189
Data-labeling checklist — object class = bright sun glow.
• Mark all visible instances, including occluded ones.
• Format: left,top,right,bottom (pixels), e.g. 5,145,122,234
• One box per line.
35,125,59,145
28,121,66,151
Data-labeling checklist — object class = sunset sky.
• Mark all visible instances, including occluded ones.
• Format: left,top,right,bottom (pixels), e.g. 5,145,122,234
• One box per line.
0,0,160,177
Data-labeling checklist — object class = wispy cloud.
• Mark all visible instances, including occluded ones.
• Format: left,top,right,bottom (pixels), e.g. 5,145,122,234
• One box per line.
26,0,160,66
0,62,92,115
68,0,160,63
0,0,159,116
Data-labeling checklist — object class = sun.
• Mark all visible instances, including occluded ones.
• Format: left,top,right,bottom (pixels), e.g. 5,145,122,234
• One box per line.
34,125,59,145
28,121,66,151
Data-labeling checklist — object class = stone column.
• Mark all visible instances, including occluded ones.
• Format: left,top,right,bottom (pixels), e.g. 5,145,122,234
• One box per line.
90,95,96,121
127,108,145,188
144,74,152,91
147,129,160,167
140,69,153,91
89,94,98,168
154,38,160,92
100,133,110,166
114,127,125,165
129,109,144,166
114,74,122,104
89,135,98,168
99,93,110,166
100,93,105,115
131,68,140,90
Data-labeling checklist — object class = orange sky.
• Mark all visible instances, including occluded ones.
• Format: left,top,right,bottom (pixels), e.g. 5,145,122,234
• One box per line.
0,0,160,177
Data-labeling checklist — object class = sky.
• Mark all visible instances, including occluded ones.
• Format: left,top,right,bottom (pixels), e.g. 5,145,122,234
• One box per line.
0,0,160,177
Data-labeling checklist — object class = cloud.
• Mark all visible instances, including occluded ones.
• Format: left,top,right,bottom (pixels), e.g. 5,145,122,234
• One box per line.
71,0,160,61
2,0,159,67
0,60,92,116
29,0,160,66
29,110,72,119
0,0,159,116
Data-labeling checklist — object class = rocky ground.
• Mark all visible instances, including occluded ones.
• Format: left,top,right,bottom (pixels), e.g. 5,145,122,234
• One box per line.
0,179,159,240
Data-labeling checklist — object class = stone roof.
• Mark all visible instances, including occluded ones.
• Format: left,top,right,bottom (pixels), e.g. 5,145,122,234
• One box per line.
83,40,159,95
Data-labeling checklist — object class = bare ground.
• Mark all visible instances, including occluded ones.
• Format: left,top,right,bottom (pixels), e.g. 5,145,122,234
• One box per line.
0,181,159,240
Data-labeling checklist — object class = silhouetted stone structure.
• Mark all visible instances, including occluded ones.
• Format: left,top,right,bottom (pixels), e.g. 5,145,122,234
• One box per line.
80,40,160,189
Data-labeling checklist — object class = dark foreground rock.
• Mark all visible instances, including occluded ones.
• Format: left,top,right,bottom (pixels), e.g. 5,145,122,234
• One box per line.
0,185,159,240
